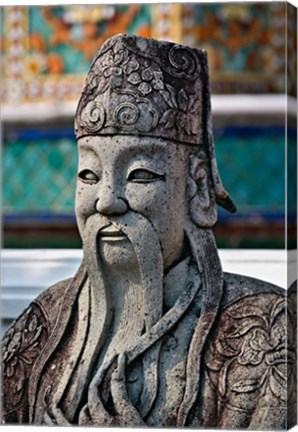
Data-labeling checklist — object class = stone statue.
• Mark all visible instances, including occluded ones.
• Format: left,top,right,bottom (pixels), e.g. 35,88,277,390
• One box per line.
1,34,296,429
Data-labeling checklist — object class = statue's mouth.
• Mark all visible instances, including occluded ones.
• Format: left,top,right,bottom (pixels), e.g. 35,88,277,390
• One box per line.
98,223,127,241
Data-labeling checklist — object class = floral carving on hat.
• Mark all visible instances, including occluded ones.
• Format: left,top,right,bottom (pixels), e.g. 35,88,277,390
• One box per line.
159,84,200,136
76,36,204,144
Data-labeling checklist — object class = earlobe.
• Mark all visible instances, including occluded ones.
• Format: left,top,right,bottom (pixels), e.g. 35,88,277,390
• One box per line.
188,155,217,228
194,168,210,210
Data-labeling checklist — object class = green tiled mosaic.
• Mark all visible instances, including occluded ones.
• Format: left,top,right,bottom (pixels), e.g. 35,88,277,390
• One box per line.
3,132,289,216
216,135,286,212
3,138,78,214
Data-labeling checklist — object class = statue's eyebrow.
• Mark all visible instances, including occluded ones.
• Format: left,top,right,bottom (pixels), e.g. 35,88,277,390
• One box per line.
78,144,99,158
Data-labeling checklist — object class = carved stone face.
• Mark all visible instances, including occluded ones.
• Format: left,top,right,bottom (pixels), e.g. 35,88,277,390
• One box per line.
75,135,189,269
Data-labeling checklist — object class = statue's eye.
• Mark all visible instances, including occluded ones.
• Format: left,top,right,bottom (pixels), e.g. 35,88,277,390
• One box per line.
78,169,99,183
128,169,165,183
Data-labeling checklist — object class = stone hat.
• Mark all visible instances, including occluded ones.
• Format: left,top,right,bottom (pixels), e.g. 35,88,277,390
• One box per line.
75,34,236,213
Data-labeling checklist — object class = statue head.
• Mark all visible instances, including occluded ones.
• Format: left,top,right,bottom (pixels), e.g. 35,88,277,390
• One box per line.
74,34,236,270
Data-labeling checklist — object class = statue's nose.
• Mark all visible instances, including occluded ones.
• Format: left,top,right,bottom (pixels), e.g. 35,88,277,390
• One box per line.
96,184,128,216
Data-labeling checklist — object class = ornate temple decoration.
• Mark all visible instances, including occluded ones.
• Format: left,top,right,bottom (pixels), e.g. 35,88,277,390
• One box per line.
1,3,290,107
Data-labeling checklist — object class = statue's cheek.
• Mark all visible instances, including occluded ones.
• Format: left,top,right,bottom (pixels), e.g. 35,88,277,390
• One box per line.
75,183,98,220
125,183,164,214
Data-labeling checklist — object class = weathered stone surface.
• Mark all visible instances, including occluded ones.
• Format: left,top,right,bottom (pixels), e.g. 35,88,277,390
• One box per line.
1,34,295,429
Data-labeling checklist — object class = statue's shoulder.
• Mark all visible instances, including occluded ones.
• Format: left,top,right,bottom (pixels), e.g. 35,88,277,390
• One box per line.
34,276,73,322
1,277,72,424
204,274,296,427
222,272,286,310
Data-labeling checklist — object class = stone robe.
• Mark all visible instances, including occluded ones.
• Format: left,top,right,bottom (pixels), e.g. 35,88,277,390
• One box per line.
1,257,296,429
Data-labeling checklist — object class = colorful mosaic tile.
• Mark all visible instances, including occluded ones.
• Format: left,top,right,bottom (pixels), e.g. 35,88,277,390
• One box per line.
1,3,290,105
3,137,78,213
1,5,152,104
216,133,286,212
181,2,287,93
287,4,297,97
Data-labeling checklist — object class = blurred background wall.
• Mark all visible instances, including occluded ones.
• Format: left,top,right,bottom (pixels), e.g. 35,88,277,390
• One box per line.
1,3,297,249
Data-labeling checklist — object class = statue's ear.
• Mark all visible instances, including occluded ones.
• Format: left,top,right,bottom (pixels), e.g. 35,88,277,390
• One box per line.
187,155,217,227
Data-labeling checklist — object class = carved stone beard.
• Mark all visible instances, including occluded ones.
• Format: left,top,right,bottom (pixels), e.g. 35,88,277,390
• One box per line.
80,211,164,418
41,212,223,426
83,210,164,341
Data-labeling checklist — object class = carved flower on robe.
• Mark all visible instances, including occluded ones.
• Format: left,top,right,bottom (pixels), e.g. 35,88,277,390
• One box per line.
206,297,296,403
230,300,295,401
2,306,46,402
159,84,199,135
237,325,286,367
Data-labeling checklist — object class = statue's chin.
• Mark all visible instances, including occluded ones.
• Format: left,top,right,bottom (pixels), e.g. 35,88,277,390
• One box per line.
98,237,138,270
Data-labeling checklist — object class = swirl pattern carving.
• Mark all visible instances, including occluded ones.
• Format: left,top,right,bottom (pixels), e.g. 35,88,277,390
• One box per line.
168,46,200,79
114,99,158,132
79,100,106,133
115,102,140,130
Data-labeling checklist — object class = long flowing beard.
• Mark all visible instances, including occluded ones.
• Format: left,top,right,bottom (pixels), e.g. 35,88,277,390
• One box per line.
81,211,165,419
